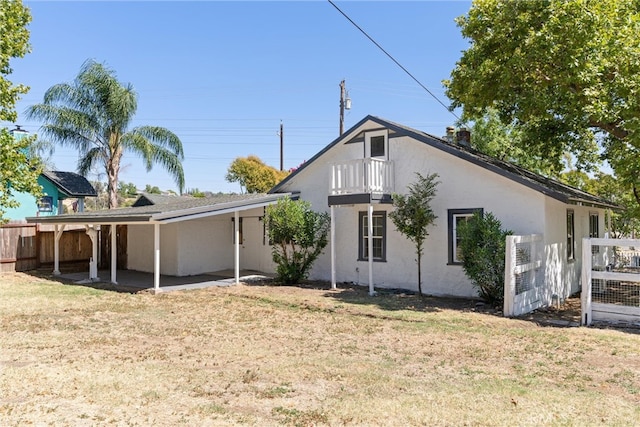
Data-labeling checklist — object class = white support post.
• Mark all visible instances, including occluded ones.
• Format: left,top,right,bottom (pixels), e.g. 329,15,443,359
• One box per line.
367,203,375,296
154,223,160,292
110,224,117,284
581,238,593,326
330,206,336,289
234,210,240,285
503,235,517,317
85,225,99,281
53,224,65,275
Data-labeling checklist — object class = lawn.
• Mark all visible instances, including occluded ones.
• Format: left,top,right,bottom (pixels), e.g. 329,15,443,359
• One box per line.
1,272,639,426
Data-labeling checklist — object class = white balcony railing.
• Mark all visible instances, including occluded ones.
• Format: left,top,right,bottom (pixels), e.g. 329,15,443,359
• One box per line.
330,158,394,195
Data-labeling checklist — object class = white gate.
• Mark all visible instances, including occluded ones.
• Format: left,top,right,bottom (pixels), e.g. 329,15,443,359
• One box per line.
504,234,544,316
581,238,640,326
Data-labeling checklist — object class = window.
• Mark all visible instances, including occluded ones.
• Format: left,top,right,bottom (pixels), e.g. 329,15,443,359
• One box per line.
38,196,53,212
358,211,386,261
370,135,385,157
365,130,388,159
231,217,243,244
589,212,599,254
448,208,483,265
567,210,575,261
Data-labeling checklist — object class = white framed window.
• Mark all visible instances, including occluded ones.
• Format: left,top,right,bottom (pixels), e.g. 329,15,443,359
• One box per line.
448,208,483,265
589,212,599,254
364,130,388,159
567,210,575,261
358,211,386,261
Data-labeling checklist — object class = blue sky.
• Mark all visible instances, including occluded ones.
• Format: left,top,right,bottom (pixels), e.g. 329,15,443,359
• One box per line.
4,1,472,193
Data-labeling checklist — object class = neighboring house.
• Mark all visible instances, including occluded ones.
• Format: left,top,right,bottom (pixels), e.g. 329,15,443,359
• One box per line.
269,115,617,300
4,170,98,221
3,126,97,222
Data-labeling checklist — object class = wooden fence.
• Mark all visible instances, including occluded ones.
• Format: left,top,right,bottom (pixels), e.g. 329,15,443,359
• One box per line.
0,223,94,272
0,223,38,272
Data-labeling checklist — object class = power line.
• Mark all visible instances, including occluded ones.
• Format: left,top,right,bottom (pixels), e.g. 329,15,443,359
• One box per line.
327,0,460,122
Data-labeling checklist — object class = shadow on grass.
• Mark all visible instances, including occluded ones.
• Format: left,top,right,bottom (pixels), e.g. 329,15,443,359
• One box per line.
243,278,495,315
26,270,144,294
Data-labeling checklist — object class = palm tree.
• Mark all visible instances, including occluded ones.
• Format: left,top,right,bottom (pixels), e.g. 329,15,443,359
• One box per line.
26,59,184,208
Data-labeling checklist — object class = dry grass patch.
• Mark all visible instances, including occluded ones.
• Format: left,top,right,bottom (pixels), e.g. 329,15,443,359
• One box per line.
1,272,639,426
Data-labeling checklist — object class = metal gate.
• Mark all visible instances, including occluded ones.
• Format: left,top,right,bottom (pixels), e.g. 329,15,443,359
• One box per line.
581,238,640,326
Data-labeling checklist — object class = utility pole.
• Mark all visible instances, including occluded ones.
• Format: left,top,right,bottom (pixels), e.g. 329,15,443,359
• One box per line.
278,121,284,171
339,80,351,136
339,80,346,136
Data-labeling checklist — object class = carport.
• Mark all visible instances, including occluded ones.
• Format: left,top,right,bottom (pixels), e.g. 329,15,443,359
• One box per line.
27,193,295,293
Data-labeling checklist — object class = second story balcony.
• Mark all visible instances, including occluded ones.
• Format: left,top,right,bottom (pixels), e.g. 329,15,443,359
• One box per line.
330,158,395,195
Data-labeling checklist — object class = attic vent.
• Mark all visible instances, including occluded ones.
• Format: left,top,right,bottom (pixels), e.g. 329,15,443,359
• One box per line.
456,128,471,147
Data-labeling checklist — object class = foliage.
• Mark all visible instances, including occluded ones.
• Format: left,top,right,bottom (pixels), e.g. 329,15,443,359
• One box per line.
118,182,137,198
144,184,161,194
265,197,330,284
389,172,439,296
226,155,289,193
464,109,564,177
0,1,42,221
445,0,639,193
186,188,206,198
457,212,512,306
26,59,185,208
0,130,42,221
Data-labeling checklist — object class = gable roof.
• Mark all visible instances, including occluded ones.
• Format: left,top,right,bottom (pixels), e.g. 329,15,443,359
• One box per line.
41,171,97,198
26,192,296,225
131,192,190,207
270,115,618,210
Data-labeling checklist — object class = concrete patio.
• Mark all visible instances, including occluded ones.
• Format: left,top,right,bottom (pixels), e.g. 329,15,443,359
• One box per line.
58,269,272,293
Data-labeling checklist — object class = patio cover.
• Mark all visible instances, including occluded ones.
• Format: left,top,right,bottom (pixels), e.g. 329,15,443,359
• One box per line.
26,192,297,292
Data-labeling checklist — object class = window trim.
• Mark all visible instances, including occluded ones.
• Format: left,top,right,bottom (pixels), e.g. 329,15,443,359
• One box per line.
589,212,599,254
364,129,389,160
38,196,53,212
231,217,243,245
447,208,483,265
567,209,575,261
358,210,387,262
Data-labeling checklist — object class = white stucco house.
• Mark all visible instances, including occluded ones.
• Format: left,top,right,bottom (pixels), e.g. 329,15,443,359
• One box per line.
28,115,616,306
269,115,617,301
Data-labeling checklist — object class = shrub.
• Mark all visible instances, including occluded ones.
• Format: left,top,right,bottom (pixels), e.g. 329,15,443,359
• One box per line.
265,197,330,284
457,211,512,305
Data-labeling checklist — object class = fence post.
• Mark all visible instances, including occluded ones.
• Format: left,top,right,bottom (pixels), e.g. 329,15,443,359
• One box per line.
504,235,516,316
581,238,592,326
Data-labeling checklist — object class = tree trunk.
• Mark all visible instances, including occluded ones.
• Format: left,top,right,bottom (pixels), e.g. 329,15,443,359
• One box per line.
106,155,121,209
417,249,422,296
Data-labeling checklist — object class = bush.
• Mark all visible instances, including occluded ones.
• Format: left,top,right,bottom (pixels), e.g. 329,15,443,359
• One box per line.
265,197,330,284
457,212,512,306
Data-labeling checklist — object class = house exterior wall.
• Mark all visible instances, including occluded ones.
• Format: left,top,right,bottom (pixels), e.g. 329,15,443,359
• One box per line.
276,120,600,299
127,224,179,275
175,216,233,276
127,207,273,277
4,176,60,220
